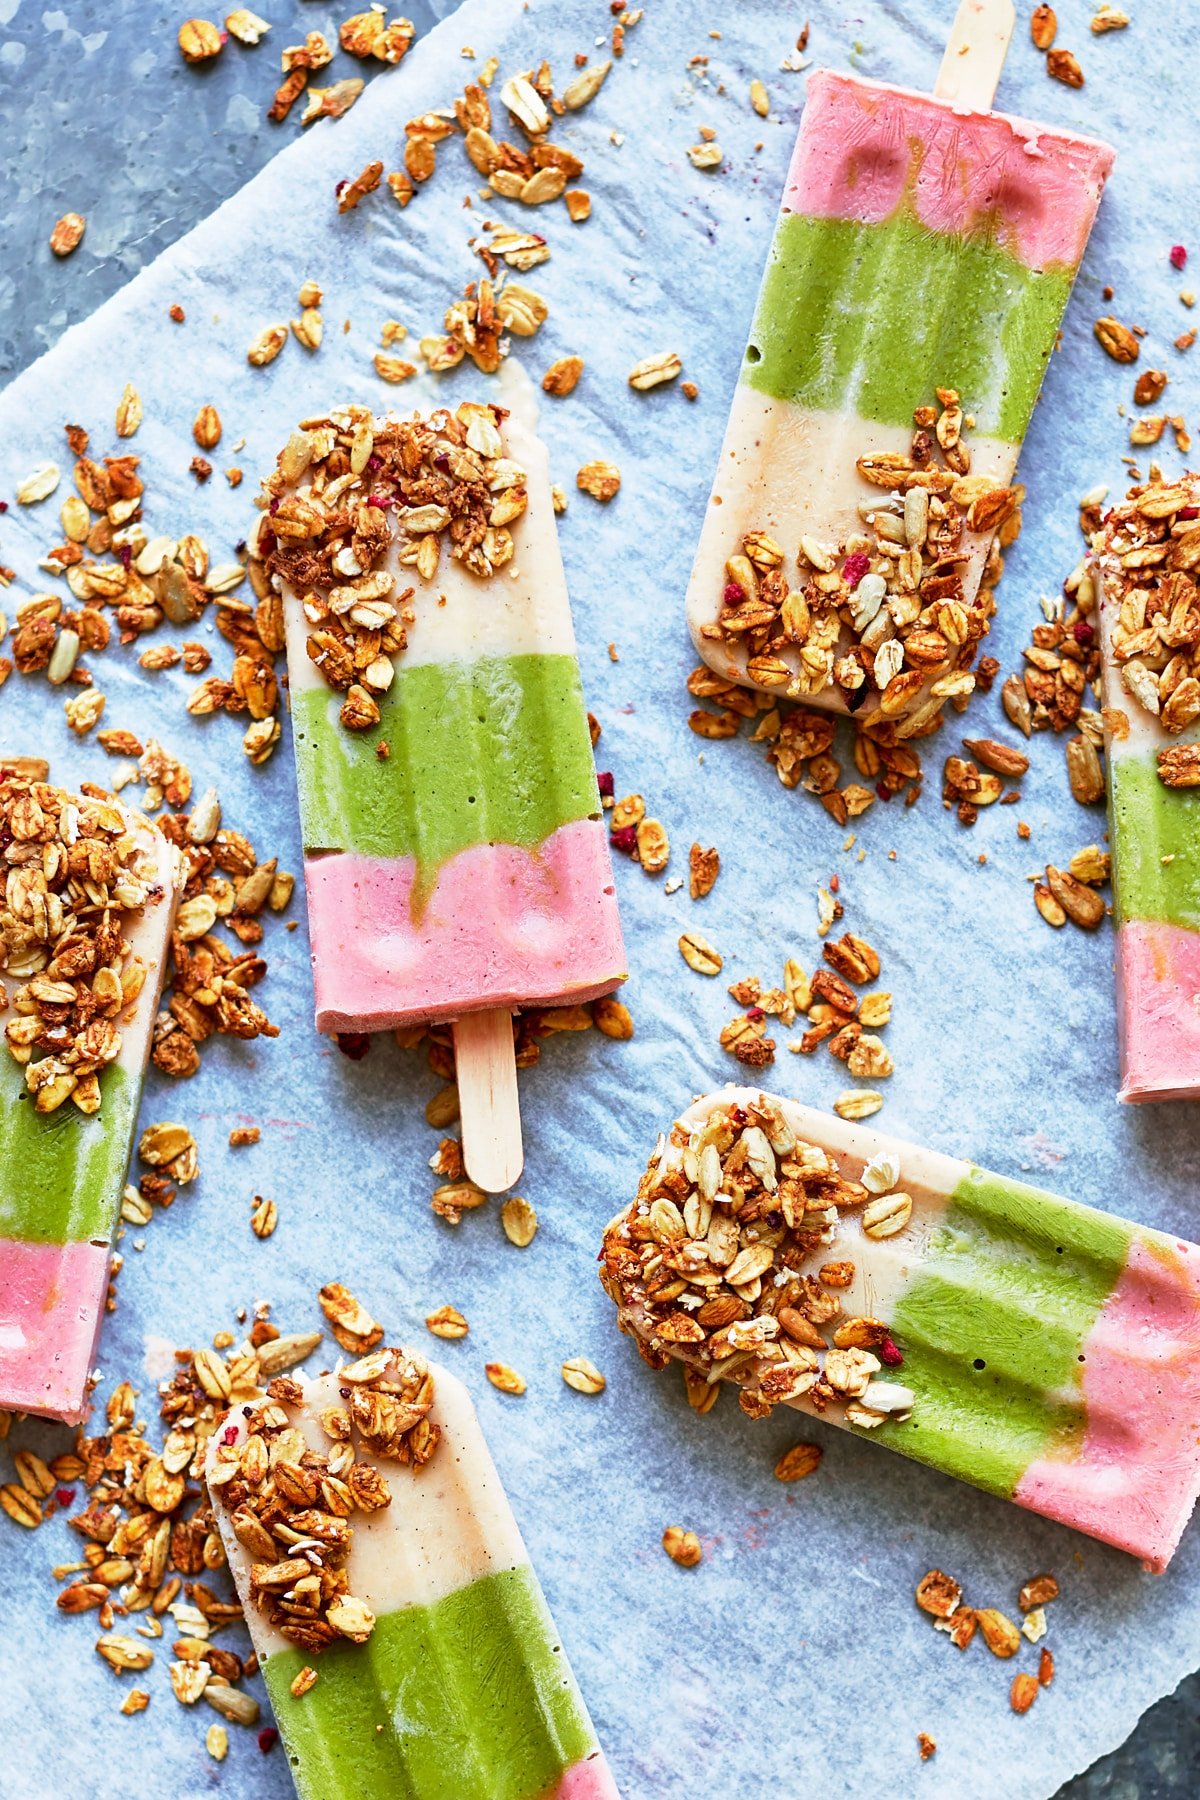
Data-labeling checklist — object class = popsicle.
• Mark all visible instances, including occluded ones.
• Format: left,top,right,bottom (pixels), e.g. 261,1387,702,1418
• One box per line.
0,768,182,1423
1095,474,1200,1102
686,1,1114,740
206,1346,619,1800
600,1085,1200,1571
256,368,625,1189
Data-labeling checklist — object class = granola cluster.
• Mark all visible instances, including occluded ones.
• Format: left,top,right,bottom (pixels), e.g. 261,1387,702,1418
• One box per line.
208,1348,439,1654
699,391,1018,739
0,774,169,1115
256,401,527,730
1096,474,1200,788
0,1312,329,1737
600,1095,914,1429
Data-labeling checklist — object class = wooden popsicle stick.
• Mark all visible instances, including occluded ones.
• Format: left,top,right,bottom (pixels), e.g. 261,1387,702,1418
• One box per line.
933,0,1015,112
454,1007,524,1193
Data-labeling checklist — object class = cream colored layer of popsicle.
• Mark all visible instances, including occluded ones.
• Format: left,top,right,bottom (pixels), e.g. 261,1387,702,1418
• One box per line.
686,387,1016,703
111,809,183,1082
209,1364,530,1661
282,365,574,701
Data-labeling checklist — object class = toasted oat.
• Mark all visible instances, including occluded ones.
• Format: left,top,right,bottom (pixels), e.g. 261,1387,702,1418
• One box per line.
561,1356,606,1395
485,1362,526,1395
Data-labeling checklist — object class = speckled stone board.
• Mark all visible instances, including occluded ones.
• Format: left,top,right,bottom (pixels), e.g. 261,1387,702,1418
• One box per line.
2,2,1200,1798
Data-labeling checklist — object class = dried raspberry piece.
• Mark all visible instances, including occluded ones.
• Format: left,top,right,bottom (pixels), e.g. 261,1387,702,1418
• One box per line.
1170,244,1188,270
596,770,614,798
880,1336,904,1367
842,551,870,589
335,1032,371,1061
610,824,637,855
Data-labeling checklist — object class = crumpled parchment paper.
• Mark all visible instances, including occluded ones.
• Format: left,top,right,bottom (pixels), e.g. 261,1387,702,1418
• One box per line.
1,3,1199,1797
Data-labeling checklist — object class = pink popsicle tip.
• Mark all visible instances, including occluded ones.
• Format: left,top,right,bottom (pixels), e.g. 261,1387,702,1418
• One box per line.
1170,244,1188,269
335,1031,371,1061
843,551,871,589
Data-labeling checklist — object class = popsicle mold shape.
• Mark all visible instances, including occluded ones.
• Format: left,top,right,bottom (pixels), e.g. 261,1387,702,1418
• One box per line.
0,774,182,1421
207,1347,618,1800
257,372,625,1036
1095,474,1200,1101
686,69,1114,737
600,1086,1200,1572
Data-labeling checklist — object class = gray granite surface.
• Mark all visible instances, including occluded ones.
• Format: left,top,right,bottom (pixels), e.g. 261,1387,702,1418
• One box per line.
1,1,1198,1795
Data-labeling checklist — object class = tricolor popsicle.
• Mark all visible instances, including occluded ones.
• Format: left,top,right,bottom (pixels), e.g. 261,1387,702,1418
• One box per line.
1096,474,1200,1101
686,46,1114,737
259,372,624,1187
0,770,181,1422
601,1087,1200,1571
207,1348,618,1800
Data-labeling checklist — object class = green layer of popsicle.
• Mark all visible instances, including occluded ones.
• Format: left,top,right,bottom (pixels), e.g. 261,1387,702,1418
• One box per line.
1108,748,1200,932
292,652,601,876
0,1055,137,1246
262,1564,597,1800
872,1166,1131,1495
742,209,1075,441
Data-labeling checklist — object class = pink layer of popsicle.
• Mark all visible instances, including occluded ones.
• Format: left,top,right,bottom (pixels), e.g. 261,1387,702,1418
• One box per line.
785,69,1115,269
1114,920,1200,1103
550,1754,622,1800
304,818,626,1034
1014,1237,1200,1571
0,1237,110,1424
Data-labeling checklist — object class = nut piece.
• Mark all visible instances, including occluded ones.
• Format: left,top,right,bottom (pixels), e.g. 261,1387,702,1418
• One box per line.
662,1526,702,1567
1047,47,1083,86
193,405,222,451
1030,4,1057,48
179,19,224,61
1094,316,1139,363
1010,1672,1040,1714
773,1441,823,1482
1046,864,1105,930
1018,1572,1060,1612
542,356,584,397
577,460,621,502
915,1569,962,1619
49,213,86,257
976,1608,1021,1658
